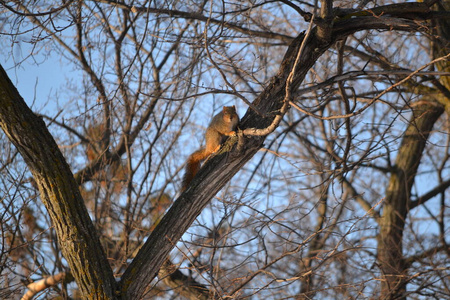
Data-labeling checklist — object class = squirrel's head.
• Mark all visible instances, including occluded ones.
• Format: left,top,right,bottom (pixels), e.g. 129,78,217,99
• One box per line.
222,106,239,124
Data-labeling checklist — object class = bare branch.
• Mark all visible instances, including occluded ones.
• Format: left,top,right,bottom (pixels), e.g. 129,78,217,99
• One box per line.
410,178,450,209
21,272,72,300
0,0,76,17
94,0,293,43
243,16,315,137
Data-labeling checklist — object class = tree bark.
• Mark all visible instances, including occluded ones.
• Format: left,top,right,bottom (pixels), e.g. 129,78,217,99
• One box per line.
0,65,117,299
119,4,439,298
432,0,450,111
0,2,444,299
377,102,443,299
377,2,449,298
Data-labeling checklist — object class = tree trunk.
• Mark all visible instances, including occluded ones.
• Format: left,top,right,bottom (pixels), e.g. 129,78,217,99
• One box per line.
378,102,443,299
432,0,450,111
0,65,117,299
378,1,449,298
0,2,442,298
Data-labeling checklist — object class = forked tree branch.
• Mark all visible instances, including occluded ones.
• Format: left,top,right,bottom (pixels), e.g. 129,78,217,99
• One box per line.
0,65,117,298
119,3,440,298
0,2,445,299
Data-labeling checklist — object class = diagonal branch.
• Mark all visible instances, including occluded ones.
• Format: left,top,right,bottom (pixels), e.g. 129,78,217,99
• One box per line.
410,178,450,209
119,20,327,300
0,64,117,299
1,2,447,299
21,272,73,300
118,3,447,298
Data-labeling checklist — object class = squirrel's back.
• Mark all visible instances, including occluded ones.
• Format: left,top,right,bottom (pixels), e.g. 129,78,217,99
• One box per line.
181,106,239,191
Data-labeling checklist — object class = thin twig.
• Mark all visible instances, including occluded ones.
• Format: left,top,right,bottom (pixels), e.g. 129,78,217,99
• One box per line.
290,53,450,120
243,16,316,137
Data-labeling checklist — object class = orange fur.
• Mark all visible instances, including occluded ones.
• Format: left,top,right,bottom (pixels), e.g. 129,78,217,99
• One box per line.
181,106,239,191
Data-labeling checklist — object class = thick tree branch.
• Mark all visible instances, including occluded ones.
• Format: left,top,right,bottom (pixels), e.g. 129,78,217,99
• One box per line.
0,64,117,299
120,16,323,300
316,0,333,42
410,175,450,209
118,3,448,298
378,101,444,297
2,2,447,299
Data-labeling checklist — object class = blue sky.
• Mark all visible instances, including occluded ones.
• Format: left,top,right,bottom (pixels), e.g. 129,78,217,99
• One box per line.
2,45,67,113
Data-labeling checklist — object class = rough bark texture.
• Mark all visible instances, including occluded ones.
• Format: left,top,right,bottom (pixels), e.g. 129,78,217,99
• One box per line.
119,4,438,297
117,28,325,298
0,65,117,299
0,2,445,299
377,102,443,299
377,1,449,299
432,0,450,111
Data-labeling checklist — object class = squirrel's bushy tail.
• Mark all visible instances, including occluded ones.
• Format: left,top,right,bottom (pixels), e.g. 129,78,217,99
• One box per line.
181,148,211,191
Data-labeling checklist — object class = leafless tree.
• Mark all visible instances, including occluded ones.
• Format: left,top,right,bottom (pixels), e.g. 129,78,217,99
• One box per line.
0,0,449,299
